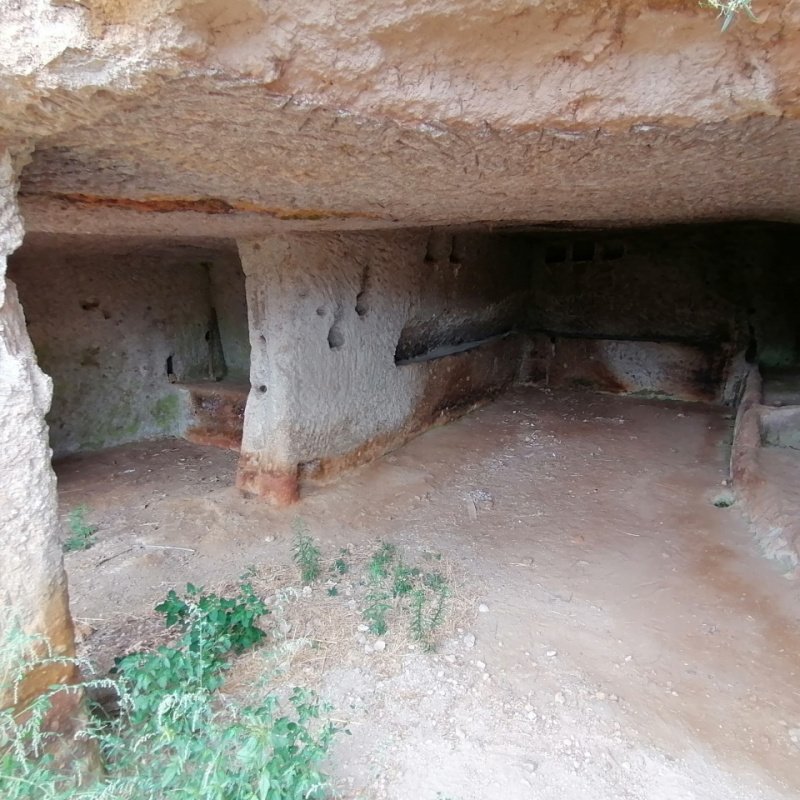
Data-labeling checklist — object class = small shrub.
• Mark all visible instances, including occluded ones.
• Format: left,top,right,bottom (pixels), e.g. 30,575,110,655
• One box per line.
115,583,268,727
363,589,392,636
156,582,268,653
392,564,420,597
0,585,340,800
332,548,350,576
408,575,450,652
360,544,451,648
292,519,322,584
367,542,396,582
63,506,97,552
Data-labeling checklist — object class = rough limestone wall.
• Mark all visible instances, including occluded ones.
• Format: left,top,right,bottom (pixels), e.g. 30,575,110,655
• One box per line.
208,251,251,380
396,231,528,360
0,151,87,751
521,224,775,400
8,236,239,457
237,229,527,503
5,2,800,240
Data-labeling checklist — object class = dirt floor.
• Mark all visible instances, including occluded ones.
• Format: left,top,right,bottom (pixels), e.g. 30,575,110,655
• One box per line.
57,388,800,800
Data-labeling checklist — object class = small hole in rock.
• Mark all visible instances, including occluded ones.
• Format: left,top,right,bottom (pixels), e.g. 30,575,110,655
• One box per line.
316,307,326,317
258,384,267,393
328,323,344,350
355,292,368,317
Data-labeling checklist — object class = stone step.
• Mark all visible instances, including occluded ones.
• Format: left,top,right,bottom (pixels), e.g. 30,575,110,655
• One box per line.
176,382,248,451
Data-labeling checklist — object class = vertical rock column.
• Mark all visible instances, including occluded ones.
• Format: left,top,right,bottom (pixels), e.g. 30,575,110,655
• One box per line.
0,151,83,747
235,232,416,504
235,236,305,504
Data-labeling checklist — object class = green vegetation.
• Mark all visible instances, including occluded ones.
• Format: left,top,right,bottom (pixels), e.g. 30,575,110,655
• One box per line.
288,521,453,650
6,521,462,799
292,519,322,584
703,0,757,31
366,542,396,582
63,505,97,552
0,584,340,800
363,588,392,636
332,549,350,576
362,542,450,650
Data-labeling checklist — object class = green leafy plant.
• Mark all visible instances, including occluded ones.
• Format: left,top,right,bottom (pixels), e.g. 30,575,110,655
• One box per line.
332,548,350,576
367,542,396,582
103,686,340,800
292,519,322,584
408,575,450,652
0,587,340,800
363,588,392,636
392,564,420,597
359,544,451,647
63,505,97,552
0,622,114,798
156,582,268,653
703,0,757,31
114,583,268,727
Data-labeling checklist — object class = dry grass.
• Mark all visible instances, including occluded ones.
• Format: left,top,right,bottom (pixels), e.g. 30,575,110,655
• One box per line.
223,544,478,696
78,541,480,697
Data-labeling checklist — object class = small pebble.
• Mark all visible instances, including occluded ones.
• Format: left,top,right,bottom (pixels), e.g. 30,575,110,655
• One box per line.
478,604,489,613
554,692,565,704
463,633,476,648
546,650,557,658
373,639,386,652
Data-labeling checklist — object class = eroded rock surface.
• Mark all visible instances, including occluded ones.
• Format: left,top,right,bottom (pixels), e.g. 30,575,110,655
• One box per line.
2,1,800,234
0,151,89,758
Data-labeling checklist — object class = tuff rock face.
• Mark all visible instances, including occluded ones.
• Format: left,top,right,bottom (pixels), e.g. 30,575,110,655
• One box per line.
1,0,799,751
1,0,800,235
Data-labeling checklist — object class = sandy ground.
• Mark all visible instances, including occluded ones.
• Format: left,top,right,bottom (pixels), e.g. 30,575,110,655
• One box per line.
58,388,800,800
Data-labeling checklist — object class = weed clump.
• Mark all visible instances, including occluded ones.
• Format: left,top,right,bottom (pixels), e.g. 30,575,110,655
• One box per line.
292,518,322,584
288,524,454,650
0,582,340,800
360,543,451,650
63,505,97,552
